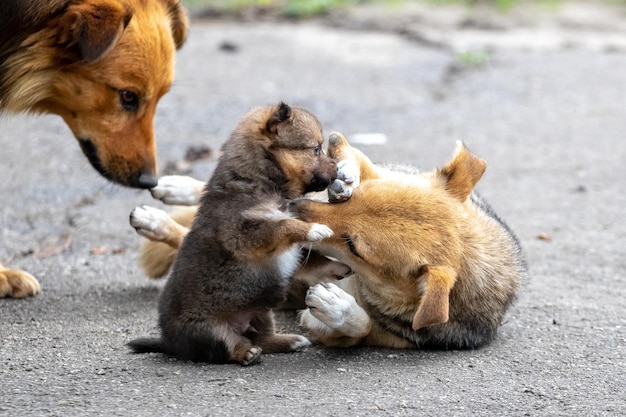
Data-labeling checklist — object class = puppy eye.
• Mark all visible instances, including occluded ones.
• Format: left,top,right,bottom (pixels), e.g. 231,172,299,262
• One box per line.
313,146,321,156
119,90,139,112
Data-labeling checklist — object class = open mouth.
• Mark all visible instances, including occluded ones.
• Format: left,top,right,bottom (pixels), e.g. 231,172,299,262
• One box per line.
305,175,336,194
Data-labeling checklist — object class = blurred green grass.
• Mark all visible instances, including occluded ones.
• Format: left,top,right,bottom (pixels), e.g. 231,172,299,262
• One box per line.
180,0,624,18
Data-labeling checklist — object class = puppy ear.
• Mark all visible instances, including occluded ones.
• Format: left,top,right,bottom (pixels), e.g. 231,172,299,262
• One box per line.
266,102,293,134
163,0,188,49
411,265,457,330
63,0,133,62
438,141,486,202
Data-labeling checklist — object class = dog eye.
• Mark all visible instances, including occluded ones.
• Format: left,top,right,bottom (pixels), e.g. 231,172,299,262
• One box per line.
119,90,139,112
343,235,363,259
313,146,321,156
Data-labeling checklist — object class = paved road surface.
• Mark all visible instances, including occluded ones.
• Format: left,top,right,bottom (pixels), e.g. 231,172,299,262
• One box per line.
1,14,625,417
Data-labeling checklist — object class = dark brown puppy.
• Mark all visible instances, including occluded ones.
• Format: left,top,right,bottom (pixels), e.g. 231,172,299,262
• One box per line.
128,103,340,365
0,0,187,298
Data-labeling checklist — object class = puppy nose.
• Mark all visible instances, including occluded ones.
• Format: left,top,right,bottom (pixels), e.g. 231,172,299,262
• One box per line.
137,172,158,189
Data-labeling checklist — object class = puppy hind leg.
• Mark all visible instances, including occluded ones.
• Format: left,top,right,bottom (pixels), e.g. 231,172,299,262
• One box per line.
176,321,262,366
249,311,311,353
205,322,262,366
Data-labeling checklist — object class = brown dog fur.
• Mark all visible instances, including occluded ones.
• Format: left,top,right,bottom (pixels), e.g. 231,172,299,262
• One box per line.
293,133,526,349
128,103,350,365
0,0,188,298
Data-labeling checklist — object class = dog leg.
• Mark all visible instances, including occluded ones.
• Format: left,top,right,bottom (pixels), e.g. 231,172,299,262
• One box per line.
149,175,205,206
0,263,41,298
130,205,188,248
300,282,371,347
248,311,311,353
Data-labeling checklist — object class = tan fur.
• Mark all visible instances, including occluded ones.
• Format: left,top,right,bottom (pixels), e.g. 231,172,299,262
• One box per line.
0,0,187,298
293,133,525,349
138,206,195,279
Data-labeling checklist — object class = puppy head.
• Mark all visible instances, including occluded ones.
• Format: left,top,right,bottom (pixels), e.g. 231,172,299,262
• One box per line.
6,0,188,188
291,142,486,327
231,103,337,198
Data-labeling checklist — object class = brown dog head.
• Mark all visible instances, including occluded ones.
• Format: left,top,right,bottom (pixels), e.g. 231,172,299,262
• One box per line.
1,0,188,188
292,141,487,329
223,102,338,199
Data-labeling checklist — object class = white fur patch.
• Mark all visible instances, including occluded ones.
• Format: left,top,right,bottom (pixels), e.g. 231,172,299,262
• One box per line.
150,175,205,206
328,159,361,202
304,283,370,337
290,335,312,351
129,205,172,241
276,246,302,279
306,223,334,241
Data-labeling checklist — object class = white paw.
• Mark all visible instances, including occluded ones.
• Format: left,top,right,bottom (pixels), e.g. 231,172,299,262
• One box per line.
243,347,263,366
150,175,204,206
305,283,356,329
129,206,171,241
328,160,360,202
306,223,333,241
290,335,312,351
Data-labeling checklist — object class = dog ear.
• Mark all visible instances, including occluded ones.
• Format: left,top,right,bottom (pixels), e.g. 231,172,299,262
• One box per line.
266,102,293,134
411,265,457,330
438,141,487,202
163,0,188,49
63,0,133,62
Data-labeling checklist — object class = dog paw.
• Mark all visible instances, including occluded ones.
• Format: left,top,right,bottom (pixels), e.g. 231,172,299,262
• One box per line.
150,175,204,206
305,283,357,329
242,347,263,366
0,267,41,298
328,159,360,203
306,223,333,241
290,335,312,351
130,206,172,241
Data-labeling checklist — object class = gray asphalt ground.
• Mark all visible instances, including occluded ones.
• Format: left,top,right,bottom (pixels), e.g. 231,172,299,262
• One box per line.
1,4,625,416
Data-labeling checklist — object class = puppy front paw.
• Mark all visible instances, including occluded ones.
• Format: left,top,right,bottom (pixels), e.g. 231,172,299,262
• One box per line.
306,223,333,241
149,175,204,206
328,159,360,203
130,205,172,241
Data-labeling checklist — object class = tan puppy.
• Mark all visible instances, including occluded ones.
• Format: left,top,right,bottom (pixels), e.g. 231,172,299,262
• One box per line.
292,133,526,349
0,0,188,298
128,103,348,365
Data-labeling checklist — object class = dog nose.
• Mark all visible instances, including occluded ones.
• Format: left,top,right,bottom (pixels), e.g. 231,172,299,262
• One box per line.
137,172,158,189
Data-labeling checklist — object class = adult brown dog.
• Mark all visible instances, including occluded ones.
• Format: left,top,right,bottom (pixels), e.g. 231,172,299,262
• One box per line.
293,133,526,349
128,103,348,365
0,0,188,298
135,133,526,351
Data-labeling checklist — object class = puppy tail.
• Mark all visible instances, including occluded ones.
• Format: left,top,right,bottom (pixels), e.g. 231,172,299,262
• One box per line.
127,337,168,355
